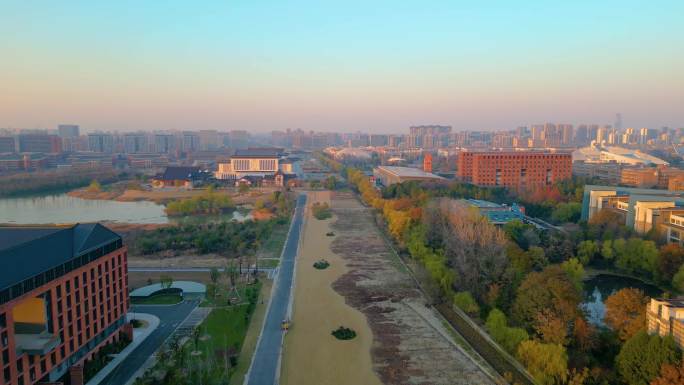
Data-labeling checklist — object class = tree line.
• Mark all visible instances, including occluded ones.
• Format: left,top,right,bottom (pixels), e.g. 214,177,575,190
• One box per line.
345,166,684,385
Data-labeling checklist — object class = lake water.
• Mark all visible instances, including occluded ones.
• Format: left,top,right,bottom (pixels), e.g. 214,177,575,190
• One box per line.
0,193,252,225
582,274,660,326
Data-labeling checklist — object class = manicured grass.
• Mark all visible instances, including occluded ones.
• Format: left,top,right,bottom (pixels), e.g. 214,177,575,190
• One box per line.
200,282,260,307
229,279,272,385
131,293,183,305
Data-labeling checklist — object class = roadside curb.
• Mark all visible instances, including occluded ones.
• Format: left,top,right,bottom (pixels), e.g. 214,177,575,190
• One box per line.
86,313,160,385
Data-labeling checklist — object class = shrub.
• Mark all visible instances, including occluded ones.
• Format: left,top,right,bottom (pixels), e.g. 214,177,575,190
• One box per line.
313,259,330,270
312,202,332,220
331,326,357,340
453,291,480,316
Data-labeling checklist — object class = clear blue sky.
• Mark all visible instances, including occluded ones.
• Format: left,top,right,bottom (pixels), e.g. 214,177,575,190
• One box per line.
1,1,682,132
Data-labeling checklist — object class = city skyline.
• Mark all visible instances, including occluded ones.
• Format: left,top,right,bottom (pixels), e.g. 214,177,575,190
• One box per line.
1,1,683,132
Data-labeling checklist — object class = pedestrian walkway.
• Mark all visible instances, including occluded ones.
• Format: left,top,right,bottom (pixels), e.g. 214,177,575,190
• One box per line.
86,313,159,385
171,306,212,343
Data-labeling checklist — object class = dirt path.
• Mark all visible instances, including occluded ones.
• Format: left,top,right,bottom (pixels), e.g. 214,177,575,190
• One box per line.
281,191,381,385
329,191,495,385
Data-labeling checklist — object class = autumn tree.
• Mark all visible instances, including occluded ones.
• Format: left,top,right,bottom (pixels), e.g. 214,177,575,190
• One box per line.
88,179,102,192
657,244,684,283
512,265,581,336
430,200,509,300
573,316,596,352
651,358,684,385
516,340,568,385
604,288,648,341
617,331,680,385
535,311,568,345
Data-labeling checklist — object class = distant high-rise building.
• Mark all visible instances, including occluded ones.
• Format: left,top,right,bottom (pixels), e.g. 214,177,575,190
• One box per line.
88,133,114,153
559,124,574,146
57,124,80,138
575,124,589,145
182,132,200,152
123,132,149,153
229,130,249,149
0,137,16,152
198,130,219,151
18,134,62,153
369,134,389,147
154,133,177,153
615,113,623,131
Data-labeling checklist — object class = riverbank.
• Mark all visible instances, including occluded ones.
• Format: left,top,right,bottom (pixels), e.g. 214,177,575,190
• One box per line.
584,267,669,292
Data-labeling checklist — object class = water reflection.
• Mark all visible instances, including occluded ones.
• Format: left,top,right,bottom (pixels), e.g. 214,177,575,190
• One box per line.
0,193,253,225
582,274,660,326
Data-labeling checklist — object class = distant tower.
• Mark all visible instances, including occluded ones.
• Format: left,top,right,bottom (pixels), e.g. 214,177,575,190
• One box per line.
615,113,623,131
423,153,433,173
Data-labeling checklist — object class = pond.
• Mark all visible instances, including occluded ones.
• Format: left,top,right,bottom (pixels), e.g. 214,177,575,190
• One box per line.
582,273,661,326
0,193,253,225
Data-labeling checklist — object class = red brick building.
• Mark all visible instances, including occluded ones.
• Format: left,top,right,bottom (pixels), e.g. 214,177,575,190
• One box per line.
0,224,129,385
457,150,572,189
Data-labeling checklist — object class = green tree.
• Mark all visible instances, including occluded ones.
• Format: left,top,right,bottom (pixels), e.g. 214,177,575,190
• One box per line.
324,175,338,190
160,275,173,289
485,309,529,354
576,240,599,265
551,202,581,224
238,183,249,194
616,331,681,385
516,340,568,385
615,238,658,275
601,239,615,260
673,265,684,292
210,267,220,284
561,258,585,293
453,291,480,316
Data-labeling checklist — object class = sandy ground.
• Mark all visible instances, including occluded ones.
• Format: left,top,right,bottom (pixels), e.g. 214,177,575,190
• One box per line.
329,191,494,385
281,191,382,385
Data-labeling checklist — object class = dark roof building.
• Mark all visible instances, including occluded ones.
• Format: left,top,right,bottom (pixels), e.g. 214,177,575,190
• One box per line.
0,223,130,385
157,166,200,181
232,147,284,158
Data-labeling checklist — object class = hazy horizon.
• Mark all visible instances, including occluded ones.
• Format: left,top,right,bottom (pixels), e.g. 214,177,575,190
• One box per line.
2,1,683,133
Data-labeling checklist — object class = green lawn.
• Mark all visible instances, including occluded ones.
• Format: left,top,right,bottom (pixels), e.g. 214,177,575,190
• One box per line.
258,220,290,259
131,293,183,305
201,282,261,308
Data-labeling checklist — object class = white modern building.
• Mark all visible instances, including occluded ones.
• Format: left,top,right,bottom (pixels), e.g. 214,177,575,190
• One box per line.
215,147,291,180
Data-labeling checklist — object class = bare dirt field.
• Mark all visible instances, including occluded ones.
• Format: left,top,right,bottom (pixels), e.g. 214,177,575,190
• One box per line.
281,191,381,385
328,191,495,385
127,271,212,290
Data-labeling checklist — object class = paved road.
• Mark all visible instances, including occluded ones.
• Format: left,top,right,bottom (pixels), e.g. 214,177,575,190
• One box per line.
246,194,307,385
100,300,199,385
